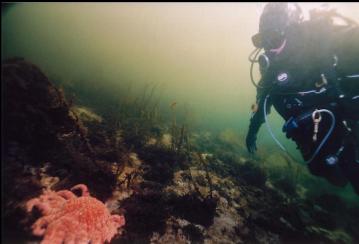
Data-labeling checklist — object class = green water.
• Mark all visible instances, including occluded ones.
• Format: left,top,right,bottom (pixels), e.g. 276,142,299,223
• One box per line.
2,3,358,203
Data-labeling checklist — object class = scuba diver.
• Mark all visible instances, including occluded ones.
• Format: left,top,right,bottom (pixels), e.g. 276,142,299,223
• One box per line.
245,3,359,194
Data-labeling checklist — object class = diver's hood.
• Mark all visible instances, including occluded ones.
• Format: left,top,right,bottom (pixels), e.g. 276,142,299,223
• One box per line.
252,3,302,49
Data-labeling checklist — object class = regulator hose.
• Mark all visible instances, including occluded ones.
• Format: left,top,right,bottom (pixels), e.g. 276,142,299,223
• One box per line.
263,95,336,164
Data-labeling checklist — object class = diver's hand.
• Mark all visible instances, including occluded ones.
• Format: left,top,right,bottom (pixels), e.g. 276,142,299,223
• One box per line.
246,132,257,154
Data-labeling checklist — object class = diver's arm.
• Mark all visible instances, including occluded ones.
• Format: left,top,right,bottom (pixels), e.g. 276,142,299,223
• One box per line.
246,90,271,153
246,50,273,153
249,92,271,136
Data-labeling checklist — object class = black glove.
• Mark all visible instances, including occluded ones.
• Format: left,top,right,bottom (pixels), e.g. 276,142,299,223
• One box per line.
246,132,257,153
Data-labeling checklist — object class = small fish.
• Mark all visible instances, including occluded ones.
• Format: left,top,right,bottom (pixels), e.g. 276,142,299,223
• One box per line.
170,102,177,109
251,103,258,112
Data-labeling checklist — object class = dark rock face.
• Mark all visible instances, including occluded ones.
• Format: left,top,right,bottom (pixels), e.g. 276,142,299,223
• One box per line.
182,224,204,243
3,58,72,162
2,57,115,184
120,191,168,241
138,145,178,185
168,194,217,227
2,58,117,242
2,58,73,239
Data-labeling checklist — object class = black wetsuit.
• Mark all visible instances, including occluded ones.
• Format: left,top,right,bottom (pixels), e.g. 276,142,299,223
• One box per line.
248,19,359,193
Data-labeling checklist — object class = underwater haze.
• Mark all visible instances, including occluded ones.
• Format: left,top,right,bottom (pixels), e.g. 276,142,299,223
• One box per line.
2,3,261,129
2,2,359,129
3,3,359,243
2,2,359,201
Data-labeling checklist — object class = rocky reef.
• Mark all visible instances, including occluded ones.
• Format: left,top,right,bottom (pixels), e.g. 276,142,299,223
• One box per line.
2,58,358,244
2,58,119,242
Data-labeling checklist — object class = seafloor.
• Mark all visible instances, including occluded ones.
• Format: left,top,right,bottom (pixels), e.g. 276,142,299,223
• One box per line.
2,58,358,244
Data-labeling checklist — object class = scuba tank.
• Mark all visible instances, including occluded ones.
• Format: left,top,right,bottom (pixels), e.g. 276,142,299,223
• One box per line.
311,7,359,96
